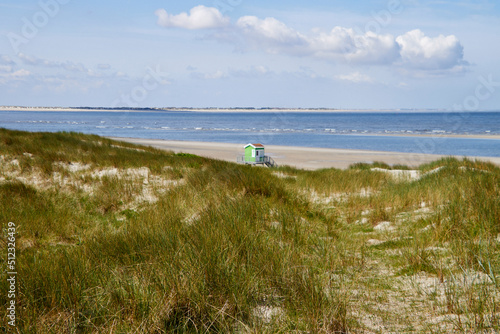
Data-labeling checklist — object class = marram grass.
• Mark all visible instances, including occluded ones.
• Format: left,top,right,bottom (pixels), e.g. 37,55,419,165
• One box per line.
0,128,499,333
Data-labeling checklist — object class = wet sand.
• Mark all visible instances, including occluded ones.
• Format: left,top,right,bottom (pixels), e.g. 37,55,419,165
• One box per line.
109,137,500,170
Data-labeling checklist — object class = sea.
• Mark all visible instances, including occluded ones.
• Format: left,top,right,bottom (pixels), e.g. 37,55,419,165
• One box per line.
1,110,499,157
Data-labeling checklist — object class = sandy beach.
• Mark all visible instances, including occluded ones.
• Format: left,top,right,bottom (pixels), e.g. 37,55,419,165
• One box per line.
110,137,500,170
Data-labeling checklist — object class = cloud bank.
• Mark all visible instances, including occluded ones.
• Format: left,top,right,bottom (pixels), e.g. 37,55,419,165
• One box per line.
155,6,467,74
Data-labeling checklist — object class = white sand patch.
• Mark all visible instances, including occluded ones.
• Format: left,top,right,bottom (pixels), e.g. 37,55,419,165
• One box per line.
8,159,20,167
414,206,432,214
373,221,394,232
149,177,186,191
424,246,448,253
55,161,92,173
459,166,491,173
371,167,421,181
427,314,461,331
81,184,95,194
0,157,184,202
183,212,200,226
457,270,494,286
309,188,375,205
353,311,385,333
110,144,148,152
92,168,120,178
354,217,369,225
135,186,158,204
400,272,443,292
366,239,384,246
126,167,149,184
126,167,149,178
308,190,337,204
421,223,436,232
395,204,435,224
91,167,164,186
371,166,449,182
252,306,284,323
422,166,445,177
358,188,373,197
1,157,91,193
15,174,49,189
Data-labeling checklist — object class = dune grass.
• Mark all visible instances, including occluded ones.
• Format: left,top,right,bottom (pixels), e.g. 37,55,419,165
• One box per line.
0,128,499,333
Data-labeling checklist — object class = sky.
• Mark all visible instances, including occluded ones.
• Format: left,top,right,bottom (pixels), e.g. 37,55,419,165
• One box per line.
0,0,499,109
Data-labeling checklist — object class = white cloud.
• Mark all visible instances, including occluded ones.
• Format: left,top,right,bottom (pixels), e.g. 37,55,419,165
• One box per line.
236,16,308,54
254,65,270,74
396,29,465,70
336,72,373,83
309,28,400,64
18,53,88,72
192,70,227,80
229,65,273,78
155,6,229,30
11,69,31,77
17,53,38,65
204,70,226,79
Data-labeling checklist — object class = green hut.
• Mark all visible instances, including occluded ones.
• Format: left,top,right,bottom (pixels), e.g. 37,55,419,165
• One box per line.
244,143,265,163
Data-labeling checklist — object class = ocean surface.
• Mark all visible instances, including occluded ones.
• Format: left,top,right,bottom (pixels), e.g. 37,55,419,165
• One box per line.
1,110,499,157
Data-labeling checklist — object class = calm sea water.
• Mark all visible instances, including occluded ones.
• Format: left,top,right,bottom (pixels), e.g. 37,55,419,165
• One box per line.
1,110,499,157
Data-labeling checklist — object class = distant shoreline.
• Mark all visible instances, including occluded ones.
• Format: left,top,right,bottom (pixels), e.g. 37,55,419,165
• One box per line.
0,106,471,113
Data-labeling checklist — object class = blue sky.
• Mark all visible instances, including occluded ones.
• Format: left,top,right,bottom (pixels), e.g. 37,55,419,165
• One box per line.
1,0,499,109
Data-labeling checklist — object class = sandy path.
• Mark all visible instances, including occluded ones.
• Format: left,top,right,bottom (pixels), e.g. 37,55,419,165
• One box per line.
109,137,500,170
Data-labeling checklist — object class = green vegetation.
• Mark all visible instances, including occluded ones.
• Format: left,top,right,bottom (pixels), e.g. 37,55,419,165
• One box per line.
0,128,499,333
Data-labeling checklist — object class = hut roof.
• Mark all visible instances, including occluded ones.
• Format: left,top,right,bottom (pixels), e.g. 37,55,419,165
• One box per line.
245,143,264,148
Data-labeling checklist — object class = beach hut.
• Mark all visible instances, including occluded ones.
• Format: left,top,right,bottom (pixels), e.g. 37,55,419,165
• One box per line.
244,143,265,163
237,143,277,167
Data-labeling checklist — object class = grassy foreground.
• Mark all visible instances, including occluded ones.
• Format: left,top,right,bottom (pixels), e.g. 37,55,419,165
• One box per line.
0,128,499,333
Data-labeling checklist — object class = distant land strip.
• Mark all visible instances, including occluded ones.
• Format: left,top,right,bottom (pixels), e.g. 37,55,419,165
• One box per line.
0,106,452,113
